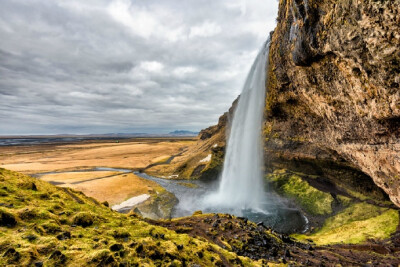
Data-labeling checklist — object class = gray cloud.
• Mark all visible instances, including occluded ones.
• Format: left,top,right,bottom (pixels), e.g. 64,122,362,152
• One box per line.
0,0,278,135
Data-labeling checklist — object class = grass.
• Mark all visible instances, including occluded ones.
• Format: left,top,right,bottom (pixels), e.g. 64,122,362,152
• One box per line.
292,203,399,245
266,170,334,215
0,168,259,266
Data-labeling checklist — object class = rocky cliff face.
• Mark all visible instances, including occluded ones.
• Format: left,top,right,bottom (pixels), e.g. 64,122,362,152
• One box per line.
266,0,400,206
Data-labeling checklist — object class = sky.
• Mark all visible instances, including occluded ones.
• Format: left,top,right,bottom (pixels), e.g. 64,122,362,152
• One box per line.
0,0,278,135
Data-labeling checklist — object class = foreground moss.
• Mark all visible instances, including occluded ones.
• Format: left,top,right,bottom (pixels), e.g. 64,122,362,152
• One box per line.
293,203,399,245
0,168,259,266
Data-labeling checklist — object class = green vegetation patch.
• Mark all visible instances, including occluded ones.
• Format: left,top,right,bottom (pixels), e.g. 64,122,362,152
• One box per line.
293,203,399,245
266,170,334,215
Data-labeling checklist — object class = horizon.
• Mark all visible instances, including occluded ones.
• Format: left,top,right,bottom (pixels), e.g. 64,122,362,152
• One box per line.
0,0,278,135
0,129,200,137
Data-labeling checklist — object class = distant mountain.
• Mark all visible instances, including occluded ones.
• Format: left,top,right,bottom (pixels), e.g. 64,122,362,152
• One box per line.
168,130,198,136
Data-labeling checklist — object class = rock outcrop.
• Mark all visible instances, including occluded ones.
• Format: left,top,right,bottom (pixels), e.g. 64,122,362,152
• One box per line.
266,0,400,207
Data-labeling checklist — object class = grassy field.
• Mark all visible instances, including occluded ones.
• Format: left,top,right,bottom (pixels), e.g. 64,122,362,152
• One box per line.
0,138,196,208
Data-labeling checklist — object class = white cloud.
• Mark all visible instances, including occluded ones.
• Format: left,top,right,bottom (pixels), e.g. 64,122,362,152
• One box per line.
108,0,185,42
189,21,222,38
138,61,164,73
108,0,157,39
173,66,197,78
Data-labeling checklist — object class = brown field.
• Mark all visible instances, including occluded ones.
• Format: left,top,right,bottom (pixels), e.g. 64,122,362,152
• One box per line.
0,138,195,174
40,171,121,184
0,138,196,205
59,172,161,206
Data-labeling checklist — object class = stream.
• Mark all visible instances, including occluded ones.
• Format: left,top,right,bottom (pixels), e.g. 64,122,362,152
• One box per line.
34,167,308,234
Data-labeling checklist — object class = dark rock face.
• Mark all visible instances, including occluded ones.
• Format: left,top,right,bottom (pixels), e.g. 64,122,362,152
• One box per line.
266,0,400,206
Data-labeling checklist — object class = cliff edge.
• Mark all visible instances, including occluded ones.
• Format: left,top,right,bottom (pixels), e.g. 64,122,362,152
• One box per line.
266,0,400,207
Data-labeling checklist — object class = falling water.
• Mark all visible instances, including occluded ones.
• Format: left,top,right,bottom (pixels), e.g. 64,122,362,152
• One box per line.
205,39,270,212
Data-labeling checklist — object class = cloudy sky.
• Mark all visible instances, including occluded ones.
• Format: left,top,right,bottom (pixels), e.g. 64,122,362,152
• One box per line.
0,0,278,135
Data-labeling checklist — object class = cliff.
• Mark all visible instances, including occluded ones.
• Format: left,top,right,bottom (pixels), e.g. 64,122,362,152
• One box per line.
266,0,400,207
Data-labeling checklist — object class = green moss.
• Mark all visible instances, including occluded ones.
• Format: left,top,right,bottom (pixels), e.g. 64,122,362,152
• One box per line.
293,203,399,245
0,168,262,266
267,170,334,215
336,195,352,207
197,149,224,180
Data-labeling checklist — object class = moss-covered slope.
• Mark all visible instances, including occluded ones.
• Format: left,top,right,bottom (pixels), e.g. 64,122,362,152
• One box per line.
265,169,399,248
0,168,258,266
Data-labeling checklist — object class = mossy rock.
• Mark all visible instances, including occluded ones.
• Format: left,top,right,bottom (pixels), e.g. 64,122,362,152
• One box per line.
266,171,334,215
72,212,94,227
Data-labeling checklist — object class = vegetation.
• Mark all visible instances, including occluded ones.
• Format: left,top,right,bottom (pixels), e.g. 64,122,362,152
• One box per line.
266,170,334,215
0,168,260,266
293,203,399,245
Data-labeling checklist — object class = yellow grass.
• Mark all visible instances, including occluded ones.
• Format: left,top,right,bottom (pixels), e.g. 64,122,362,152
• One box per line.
63,173,160,206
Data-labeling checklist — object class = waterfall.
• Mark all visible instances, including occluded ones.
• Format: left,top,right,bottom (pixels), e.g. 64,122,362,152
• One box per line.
205,39,270,212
